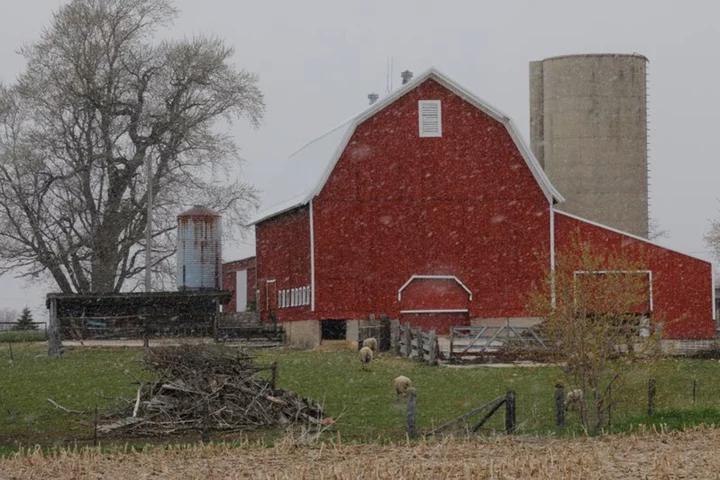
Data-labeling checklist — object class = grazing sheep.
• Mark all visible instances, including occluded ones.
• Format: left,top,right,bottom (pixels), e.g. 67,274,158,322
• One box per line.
362,337,378,351
565,389,584,412
393,375,413,402
359,346,373,371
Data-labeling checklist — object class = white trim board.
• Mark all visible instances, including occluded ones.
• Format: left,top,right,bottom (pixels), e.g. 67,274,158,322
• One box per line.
397,274,473,302
400,309,470,314
310,199,316,312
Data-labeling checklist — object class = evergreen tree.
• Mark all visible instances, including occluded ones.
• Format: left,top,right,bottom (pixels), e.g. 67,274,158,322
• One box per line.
13,307,37,331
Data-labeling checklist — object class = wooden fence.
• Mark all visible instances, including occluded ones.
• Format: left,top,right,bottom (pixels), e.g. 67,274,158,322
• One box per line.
358,325,384,351
390,320,439,366
408,389,517,438
449,324,549,359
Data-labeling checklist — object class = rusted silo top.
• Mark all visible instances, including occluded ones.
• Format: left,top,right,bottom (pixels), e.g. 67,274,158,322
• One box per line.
178,205,220,219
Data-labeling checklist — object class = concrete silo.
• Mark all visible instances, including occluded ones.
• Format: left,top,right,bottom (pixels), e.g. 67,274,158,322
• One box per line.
530,54,648,238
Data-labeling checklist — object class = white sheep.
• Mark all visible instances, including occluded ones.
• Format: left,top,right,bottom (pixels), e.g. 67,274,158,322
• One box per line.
362,337,378,351
393,375,413,402
564,389,584,412
359,346,373,371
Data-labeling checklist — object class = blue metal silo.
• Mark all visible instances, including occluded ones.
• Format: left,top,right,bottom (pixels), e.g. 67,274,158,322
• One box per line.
176,205,222,291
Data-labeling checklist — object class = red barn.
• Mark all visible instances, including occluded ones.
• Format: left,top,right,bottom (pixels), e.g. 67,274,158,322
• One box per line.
249,69,715,347
221,257,257,313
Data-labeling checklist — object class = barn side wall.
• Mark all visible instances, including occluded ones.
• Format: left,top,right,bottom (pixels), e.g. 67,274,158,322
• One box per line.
221,257,257,313
555,212,714,339
312,79,552,325
255,206,312,323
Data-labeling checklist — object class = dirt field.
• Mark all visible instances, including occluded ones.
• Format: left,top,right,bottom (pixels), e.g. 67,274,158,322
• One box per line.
2,427,720,479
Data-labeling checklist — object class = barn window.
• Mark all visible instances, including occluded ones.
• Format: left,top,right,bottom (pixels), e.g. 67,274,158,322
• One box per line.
292,288,297,307
278,290,283,309
419,100,442,137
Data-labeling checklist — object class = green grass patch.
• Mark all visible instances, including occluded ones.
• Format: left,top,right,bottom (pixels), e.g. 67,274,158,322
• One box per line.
2,344,720,451
0,343,145,449
0,331,48,343
616,407,720,433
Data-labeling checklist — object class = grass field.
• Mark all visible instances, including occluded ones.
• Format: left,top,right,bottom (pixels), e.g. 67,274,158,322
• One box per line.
2,342,720,451
0,330,48,343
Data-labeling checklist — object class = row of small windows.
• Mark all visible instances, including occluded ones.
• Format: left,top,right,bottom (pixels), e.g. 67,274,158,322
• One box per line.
278,286,311,309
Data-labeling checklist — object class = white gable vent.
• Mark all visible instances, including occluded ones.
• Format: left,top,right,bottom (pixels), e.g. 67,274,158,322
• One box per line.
419,100,442,137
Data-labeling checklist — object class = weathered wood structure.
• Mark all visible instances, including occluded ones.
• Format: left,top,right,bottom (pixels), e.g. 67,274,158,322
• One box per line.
45,291,231,357
390,320,439,366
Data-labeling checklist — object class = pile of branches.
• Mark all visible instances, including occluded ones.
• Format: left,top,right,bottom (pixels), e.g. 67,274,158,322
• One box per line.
98,345,324,437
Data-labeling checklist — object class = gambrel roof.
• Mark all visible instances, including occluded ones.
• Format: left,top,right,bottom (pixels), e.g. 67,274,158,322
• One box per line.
249,68,564,225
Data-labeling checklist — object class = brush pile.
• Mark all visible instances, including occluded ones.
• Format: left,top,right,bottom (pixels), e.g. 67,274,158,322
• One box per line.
98,345,324,437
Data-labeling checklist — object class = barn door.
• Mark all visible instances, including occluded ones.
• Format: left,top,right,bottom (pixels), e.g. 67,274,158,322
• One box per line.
398,275,472,334
236,270,248,312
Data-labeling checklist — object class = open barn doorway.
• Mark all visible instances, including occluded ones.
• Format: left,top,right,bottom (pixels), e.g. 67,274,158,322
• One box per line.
321,319,346,340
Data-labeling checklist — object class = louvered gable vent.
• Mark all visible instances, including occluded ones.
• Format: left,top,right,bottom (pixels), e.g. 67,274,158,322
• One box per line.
419,100,442,137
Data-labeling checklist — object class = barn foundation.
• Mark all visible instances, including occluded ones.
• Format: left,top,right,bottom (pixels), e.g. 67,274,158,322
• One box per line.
283,320,321,349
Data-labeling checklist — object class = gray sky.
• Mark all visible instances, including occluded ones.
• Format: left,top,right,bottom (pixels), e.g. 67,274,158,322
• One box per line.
0,0,718,317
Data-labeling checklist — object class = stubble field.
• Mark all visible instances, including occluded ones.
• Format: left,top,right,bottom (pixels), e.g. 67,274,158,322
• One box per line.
1,426,719,479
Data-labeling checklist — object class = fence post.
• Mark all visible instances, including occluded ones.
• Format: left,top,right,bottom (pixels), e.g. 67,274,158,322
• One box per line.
607,384,612,428
416,328,424,362
47,297,63,358
505,390,516,434
269,361,278,390
143,315,149,348
648,378,656,417
428,330,437,366
449,329,454,362
93,404,99,446
390,320,399,356
404,323,412,358
555,384,565,428
379,315,391,352
406,387,417,438
213,299,219,344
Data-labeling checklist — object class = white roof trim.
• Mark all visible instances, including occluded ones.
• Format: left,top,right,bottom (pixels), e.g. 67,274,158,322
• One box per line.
398,274,473,302
251,67,564,225
712,264,716,321
555,209,711,265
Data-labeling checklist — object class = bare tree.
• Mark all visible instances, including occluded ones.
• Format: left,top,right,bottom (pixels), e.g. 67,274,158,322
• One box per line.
0,309,19,331
648,217,669,241
528,238,658,432
0,0,264,293
705,214,720,264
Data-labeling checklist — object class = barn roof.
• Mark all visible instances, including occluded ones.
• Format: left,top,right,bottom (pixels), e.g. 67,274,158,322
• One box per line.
249,68,564,225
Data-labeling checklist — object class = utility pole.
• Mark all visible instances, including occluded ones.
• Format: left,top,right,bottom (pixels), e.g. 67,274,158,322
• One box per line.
145,156,153,292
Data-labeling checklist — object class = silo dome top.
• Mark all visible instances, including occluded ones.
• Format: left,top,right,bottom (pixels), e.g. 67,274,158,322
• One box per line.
178,205,220,218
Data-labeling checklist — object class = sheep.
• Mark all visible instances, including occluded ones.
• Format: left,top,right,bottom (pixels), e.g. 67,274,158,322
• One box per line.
393,375,413,402
362,337,378,351
564,389,584,412
359,346,373,371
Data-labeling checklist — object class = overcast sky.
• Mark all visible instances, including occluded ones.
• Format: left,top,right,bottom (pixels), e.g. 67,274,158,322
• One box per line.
0,0,718,317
